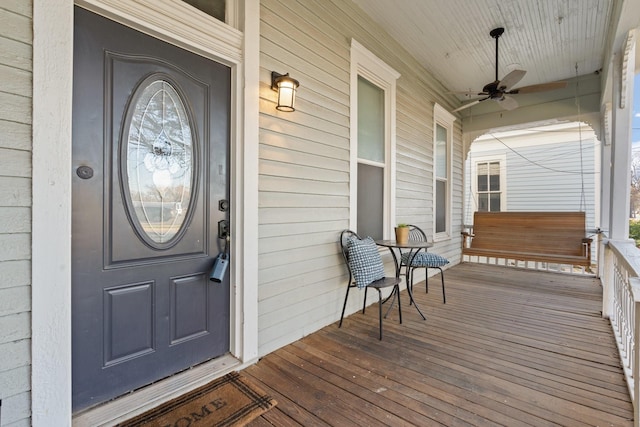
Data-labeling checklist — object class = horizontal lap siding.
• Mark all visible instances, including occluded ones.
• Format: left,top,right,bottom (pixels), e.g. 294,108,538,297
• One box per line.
505,139,597,230
0,2,32,426
258,0,463,355
259,0,350,355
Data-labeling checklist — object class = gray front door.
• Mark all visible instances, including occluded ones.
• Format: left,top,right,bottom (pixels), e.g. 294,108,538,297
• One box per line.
72,7,231,411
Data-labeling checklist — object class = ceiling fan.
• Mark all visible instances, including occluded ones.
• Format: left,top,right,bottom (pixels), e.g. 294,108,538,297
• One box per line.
452,27,567,113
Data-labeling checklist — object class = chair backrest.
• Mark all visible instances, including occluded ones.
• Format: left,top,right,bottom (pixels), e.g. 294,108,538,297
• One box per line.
407,224,428,243
340,229,361,266
339,229,386,288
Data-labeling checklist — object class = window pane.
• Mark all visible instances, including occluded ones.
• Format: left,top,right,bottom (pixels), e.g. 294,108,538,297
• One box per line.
489,162,500,190
489,174,500,191
435,180,446,233
357,163,384,240
182,0,226,21
478,194,488,212
477,174,488,192
435,124,447,178
490,194,501,211
357,77,384,163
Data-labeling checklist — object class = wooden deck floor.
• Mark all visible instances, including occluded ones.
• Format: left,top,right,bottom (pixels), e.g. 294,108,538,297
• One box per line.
244,263,633,426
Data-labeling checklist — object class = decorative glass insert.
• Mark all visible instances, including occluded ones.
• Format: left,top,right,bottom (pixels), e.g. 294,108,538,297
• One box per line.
125,79,194,245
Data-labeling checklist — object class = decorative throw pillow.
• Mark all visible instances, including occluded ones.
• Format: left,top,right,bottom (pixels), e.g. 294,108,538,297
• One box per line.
347,237,385,288
401,251,450,267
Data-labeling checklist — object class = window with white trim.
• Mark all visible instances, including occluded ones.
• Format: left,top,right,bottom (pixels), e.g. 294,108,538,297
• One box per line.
471,154,506,212
350,40,400,240
433,104,455,237
476,161,502,211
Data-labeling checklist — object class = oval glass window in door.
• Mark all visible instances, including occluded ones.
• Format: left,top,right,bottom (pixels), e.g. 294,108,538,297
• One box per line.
123,77,195,246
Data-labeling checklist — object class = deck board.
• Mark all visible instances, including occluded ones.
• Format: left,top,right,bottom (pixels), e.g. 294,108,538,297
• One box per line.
245,263,633,426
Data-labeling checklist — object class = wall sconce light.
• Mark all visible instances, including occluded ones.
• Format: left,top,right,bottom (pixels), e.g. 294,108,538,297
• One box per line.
271,71,299,112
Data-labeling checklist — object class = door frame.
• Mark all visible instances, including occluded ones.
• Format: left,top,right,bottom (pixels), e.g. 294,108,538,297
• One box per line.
31,0,260,424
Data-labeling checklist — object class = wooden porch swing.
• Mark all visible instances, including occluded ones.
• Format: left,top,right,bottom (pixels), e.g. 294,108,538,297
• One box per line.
461,211,592,267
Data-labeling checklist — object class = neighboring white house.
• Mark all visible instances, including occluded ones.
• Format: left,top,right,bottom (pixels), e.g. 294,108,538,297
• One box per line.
463,122,600,233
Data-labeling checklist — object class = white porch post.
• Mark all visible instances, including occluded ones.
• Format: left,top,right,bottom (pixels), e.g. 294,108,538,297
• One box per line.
609,31,635,241
599,132,612,281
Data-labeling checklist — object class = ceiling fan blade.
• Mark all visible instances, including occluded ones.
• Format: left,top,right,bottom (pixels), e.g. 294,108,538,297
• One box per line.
452,97,488,112
498,69,526,91
497,95,518,110
452,100,480,112
508,81,568,94
448,90,488,97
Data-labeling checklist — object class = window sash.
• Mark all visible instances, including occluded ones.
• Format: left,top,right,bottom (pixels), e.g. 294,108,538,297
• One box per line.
433,104,454,238
476,161,502,212
357,76,385,163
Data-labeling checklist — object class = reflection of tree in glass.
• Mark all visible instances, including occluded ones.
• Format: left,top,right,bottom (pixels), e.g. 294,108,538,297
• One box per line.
130,185,192,242
130,185,192,203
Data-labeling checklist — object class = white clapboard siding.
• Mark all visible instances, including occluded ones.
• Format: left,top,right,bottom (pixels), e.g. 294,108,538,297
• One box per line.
0,207,30,233
0,148,31,178
0,8,31,44
0,312,30,345
0,340,30,373
0,35,31,73
257,0,463,355
0,365,30,406
0,260,29,290
0,120,30,151
1,391,30,426
0,286,30,317
0,177,31,207
0,2,32,426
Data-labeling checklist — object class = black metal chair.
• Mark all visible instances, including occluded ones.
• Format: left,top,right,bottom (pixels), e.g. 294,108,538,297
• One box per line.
338,230,401,340
401,225,449,303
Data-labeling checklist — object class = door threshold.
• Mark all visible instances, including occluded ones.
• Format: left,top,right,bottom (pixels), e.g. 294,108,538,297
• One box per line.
73,354,242,426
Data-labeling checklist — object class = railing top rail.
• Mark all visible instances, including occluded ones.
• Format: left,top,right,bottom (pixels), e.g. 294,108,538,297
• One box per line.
607,239,640,278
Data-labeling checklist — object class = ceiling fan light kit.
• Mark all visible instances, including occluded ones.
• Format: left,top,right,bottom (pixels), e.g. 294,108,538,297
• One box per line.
452,27,568,113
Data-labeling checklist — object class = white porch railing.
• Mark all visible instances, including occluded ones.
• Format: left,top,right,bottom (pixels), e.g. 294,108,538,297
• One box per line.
603,239,640,425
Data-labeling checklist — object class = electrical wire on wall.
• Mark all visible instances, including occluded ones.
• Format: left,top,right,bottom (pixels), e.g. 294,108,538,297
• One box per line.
484,133,597,174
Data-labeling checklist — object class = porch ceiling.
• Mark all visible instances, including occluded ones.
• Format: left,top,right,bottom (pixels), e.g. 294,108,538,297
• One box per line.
351,0,621,125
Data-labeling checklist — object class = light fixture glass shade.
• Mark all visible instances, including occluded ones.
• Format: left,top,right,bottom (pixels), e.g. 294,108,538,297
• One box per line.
272,72,299,112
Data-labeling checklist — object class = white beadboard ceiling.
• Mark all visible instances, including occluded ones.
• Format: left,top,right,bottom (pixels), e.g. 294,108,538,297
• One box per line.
351,0,612,105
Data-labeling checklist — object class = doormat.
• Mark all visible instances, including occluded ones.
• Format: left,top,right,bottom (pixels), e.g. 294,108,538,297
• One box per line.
116,372,276,427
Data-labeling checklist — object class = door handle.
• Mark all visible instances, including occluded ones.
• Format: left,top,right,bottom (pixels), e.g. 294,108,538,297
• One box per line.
218,220,229,239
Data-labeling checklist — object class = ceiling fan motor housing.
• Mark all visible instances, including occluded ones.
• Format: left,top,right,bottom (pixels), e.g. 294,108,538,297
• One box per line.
490,27,504,38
